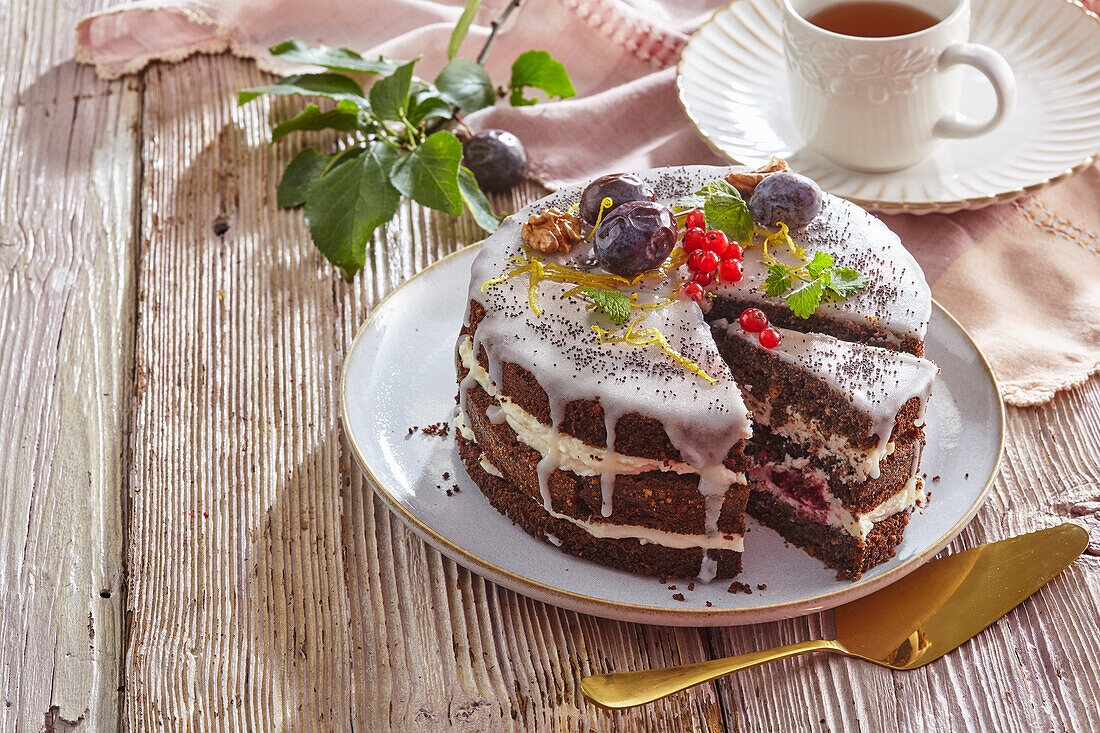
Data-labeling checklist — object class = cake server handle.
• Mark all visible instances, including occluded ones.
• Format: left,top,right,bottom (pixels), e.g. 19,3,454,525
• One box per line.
579,638,846,709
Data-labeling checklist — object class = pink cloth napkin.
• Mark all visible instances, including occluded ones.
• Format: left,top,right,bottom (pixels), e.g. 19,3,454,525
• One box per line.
75,0,1100,405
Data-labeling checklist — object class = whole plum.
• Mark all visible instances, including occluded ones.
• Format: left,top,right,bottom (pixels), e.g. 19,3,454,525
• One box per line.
462,130,527,192
579,173,656,225
593,201,676,277
747,172,823,230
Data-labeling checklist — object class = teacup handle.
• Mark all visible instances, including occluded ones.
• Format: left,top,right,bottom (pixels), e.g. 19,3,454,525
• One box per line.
933,43,1016,139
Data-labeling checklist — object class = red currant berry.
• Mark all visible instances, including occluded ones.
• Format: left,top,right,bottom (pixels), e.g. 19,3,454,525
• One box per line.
683,227,706,253
739,308,769,333
697,250,720,273
692,271,713,287
685,209,706,230
759,327,782,349
682,281,704,301
703,230,729,256
719,258,743,283
687,249,705,272
724,241,744,261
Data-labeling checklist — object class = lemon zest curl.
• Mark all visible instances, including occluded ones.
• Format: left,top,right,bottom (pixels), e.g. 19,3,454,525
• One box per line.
592,319,717,384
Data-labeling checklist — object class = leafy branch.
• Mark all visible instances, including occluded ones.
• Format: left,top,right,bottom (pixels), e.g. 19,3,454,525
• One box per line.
238,0,575,280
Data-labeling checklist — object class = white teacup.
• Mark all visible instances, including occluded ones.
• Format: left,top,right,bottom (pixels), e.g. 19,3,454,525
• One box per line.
782,0,1016,172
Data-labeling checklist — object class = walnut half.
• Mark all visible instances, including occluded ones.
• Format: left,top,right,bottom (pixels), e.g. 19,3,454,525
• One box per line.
725,157,791,195
521,207,583,255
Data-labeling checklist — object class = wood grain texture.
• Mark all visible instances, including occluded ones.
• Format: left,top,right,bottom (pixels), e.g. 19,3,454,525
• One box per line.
0,1,138,730
3,18,1098,729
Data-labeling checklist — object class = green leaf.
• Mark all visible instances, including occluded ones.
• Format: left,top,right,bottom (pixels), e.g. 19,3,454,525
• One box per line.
458,166,501,234
407,90,454,126
704,179,741,198
806,251,834,278
673,193,707,212
435,58,495,113
448,0,482,60
278,147,331,209
784,276,827,318
765,264,792,298
389,130,464,216
271,101,364,141
238,73,367,105
369,60,416,121
826,266,869,297
304,142,401,279
508,50,576,106
268,39,399,75
705,192,754,243
582,287,632,325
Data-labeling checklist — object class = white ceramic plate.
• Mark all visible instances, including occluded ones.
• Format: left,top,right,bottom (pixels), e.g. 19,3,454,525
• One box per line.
341,245,1005,626
677,0,1100,214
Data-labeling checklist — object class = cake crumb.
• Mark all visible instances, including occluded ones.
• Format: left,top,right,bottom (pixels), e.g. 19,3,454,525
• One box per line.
687,582,695,592
667,585,677,590
756,584,767,591
442,472,450,480
932,475,941,482
727,582,752,595
672,593,685,602
421,421,450,437
452,484,460,493
705,601,713,607
965,473,970,479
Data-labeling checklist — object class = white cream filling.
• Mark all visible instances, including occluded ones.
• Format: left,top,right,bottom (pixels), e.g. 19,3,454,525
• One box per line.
755,404,897,482
452,408,475,440
751,455,925,540
478,455,503,478
543,504,744,553
459,338,746,487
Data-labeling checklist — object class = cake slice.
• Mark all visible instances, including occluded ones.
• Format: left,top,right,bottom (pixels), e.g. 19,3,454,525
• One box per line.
710,318,938,579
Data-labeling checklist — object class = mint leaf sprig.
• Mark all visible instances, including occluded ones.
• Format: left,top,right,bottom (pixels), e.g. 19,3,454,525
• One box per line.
581,287,632,325
765,250,869,318
238,0,575,280
674,179,754,244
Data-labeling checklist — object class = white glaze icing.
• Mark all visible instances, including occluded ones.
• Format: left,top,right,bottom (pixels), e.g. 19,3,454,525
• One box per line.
712,191,932,346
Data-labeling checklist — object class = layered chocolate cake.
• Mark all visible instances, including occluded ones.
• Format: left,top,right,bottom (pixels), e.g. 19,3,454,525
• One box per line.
454,163,936,582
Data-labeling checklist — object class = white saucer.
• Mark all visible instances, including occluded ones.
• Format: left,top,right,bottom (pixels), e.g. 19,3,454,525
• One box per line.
340,245,1005,627
677,0,1100,214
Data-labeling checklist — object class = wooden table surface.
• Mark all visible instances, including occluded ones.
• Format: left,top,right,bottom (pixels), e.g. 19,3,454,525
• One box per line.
4,2,1099,730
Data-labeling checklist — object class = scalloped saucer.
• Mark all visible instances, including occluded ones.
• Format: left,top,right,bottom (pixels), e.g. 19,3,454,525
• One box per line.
677,0,1100,214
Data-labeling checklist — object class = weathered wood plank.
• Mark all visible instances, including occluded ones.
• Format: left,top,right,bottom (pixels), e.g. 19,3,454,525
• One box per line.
127,55,725,730
0,0,140,729
707,376,1100,733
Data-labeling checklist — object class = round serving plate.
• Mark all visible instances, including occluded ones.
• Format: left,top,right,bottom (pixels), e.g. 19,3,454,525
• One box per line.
677,0,1100,214
341,245,1005,626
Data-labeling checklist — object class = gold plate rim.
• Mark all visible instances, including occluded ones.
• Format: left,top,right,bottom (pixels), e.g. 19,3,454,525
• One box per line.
675,0,1100,214
339,244,1006,625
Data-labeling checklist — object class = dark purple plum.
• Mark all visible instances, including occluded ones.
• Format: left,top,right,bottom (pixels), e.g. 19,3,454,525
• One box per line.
462,130,527,192
593,201,676,277
747,172,823,230
579,173,656,225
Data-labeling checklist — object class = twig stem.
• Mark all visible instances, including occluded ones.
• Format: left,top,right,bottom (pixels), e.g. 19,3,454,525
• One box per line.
476,0,523,66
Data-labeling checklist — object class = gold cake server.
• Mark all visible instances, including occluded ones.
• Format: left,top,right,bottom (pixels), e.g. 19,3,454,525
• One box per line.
581,523,1088,709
